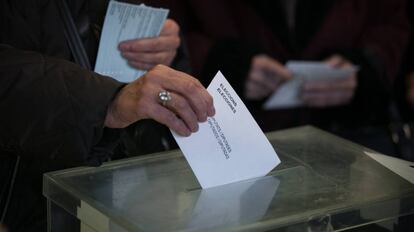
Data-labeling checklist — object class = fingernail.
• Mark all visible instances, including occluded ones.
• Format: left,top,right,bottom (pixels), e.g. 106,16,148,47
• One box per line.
199,114,208,122
182,127,191,136
192,124,199,133
208,106,216,116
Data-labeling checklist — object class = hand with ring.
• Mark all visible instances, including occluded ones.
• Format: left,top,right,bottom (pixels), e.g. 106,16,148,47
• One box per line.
104,65,215,136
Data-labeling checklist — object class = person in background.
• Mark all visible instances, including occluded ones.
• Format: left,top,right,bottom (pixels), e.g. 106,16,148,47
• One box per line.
164,0,410,156
0,0,214,231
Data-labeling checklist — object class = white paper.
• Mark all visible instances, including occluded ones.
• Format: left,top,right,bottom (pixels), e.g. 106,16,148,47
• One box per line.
365,151,414,184
264,61,358,109
172,71,280,189
94,1,169,83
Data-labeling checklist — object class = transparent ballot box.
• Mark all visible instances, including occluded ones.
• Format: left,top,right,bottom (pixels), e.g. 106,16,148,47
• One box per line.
43,126,414,232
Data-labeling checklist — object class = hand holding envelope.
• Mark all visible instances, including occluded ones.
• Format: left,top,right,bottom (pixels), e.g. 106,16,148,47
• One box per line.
302,55,358,108
173,71,280,188
105,65,215,137
263,55,359,109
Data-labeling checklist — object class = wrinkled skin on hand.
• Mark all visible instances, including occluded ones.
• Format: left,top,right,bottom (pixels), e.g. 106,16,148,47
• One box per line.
104,65,215,137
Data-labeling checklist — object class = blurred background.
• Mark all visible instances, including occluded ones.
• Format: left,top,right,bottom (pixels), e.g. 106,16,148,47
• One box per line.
140,0,414,161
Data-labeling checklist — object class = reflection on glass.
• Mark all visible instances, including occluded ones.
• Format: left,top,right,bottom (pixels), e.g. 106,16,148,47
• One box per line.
186,176,280,231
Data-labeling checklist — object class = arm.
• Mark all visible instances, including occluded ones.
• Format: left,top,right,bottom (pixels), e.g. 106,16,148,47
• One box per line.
0,45,123,165
0,45,214,165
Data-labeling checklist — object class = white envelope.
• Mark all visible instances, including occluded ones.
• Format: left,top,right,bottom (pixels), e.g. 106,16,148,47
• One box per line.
172,71,280,188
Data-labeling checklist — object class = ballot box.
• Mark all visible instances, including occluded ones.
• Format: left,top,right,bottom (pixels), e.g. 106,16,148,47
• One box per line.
43,126,414,232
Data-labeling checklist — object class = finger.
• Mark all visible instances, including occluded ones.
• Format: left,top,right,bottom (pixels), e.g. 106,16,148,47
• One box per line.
248,70,279,92
160,19,180,36
245,81,272,100
147,103,191,136
122,51,175,64
252,55,292,81
247,75,275,96
128,60,156,71
170,82,208,122
119,36,180,53
165,92,199,132
199,86,215,117
340,61,353,69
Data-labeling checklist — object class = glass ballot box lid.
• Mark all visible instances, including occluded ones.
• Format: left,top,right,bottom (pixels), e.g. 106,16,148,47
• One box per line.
43,126,414,232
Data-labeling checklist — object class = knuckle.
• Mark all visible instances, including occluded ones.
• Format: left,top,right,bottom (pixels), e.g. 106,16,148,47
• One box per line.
185,81,198,92
139,74,151,85
152,64,166,72
194,78,203,87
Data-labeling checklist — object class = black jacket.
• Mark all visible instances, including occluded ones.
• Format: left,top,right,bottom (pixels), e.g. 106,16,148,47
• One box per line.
0,45,123,165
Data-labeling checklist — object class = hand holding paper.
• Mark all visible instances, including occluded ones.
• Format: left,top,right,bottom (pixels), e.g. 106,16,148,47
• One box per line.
118,19,180,71
302,55,358,107
264,56,359,109
105,65,214,136
94,1,169,83
172,71,280,188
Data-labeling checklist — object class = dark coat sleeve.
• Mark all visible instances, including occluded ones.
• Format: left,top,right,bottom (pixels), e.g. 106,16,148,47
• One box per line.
0,45,124,167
